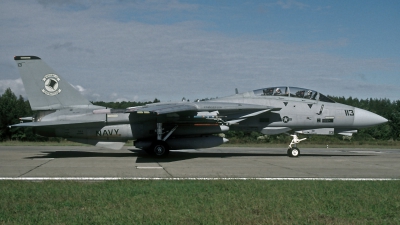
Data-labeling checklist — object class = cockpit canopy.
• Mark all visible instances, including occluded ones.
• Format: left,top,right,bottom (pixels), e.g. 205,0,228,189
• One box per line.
253,86,335,103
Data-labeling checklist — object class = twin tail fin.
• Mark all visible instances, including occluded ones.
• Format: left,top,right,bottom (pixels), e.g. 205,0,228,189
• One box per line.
14,56,92,110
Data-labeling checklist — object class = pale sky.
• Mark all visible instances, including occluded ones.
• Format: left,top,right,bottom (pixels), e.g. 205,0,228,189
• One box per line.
1,0,399,102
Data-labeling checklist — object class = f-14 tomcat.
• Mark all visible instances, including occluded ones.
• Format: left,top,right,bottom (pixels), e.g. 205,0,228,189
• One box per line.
11,56,388,157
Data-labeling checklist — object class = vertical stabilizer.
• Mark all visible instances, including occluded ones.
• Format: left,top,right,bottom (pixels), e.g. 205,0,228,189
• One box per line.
14,56,92,110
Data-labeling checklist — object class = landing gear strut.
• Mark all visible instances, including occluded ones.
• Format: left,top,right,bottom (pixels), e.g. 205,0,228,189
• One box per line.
145,123,178,158
287,134,306,157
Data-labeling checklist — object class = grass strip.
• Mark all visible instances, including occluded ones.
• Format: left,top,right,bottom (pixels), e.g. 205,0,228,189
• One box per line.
1,180,399,224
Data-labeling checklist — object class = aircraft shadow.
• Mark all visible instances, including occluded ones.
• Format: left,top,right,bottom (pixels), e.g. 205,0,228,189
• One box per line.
25,151,136,159
25,149,374,163
130,149,374,163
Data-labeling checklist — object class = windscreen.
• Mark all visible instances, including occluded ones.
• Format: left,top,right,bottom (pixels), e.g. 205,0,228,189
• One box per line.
253,86,335,102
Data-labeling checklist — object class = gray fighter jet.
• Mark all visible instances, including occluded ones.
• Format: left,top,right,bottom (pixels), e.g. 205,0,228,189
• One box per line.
11,56,387,157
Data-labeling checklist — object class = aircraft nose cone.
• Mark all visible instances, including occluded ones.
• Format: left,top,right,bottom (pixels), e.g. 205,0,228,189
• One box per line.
353,108,388,128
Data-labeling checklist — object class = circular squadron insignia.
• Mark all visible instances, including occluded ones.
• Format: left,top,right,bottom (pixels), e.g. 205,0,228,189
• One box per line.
42,74,61,96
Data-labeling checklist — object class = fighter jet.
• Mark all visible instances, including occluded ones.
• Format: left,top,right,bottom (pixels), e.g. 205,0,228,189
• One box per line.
11,56,387,157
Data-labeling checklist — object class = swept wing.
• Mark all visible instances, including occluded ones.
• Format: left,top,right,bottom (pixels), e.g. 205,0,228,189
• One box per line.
127,101,280,123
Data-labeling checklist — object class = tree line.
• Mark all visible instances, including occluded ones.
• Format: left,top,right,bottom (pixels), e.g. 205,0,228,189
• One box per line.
0,87,399,142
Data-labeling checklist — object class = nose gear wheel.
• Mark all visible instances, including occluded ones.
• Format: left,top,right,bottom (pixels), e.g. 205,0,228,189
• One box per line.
287,147,300,157
287,134,306,157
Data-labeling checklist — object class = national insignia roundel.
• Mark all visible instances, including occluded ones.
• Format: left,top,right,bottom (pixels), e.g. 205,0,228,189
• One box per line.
282,116,290,123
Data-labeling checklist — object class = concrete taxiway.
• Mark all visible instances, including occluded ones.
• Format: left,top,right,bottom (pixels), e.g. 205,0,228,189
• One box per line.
0,146,399,179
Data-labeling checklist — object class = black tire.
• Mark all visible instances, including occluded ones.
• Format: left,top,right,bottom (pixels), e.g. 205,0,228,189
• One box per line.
150,141,170,158
287,147,300,157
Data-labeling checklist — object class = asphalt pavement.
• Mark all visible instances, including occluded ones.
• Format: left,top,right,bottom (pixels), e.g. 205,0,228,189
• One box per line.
0,146,399,179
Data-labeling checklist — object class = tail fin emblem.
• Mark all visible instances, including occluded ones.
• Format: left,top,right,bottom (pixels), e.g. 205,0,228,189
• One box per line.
42,74,61,96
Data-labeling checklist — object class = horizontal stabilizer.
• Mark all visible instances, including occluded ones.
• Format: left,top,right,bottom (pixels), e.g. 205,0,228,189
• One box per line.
10,120,105,128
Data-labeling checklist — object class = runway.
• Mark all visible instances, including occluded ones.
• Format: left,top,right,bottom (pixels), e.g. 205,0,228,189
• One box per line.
0,146,399,180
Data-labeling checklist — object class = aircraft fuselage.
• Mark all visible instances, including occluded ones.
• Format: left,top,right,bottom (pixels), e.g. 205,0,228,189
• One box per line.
12,56,387,156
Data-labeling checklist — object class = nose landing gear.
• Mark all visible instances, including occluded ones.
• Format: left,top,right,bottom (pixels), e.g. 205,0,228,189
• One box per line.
287,147,300,157
287,134,306,157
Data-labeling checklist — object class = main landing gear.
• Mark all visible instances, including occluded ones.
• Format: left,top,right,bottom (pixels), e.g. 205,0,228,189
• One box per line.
144,123,178,158
287,134,306,157
147,140,170,158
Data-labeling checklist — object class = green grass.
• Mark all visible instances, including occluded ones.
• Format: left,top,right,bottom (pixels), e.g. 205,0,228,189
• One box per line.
1,181,399,224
